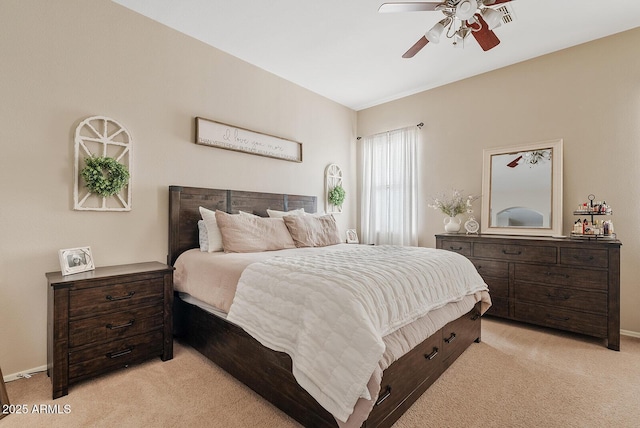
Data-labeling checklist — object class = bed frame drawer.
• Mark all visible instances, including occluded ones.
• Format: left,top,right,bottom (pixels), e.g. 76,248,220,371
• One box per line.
441,309,481,361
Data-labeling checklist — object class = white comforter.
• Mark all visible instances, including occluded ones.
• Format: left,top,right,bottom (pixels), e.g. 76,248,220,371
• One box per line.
226,245,488,423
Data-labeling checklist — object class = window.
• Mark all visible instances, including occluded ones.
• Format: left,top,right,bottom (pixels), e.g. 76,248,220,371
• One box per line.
361,126,418,246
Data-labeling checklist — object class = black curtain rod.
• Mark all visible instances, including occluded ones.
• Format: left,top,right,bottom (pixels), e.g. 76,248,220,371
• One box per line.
357,122,423,140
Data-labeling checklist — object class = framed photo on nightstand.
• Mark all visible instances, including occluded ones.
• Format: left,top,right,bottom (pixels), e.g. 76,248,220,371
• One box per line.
346,229,359,244
58,246,95,276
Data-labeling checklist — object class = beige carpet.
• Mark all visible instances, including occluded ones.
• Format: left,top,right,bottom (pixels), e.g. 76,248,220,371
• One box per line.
3,318,640,428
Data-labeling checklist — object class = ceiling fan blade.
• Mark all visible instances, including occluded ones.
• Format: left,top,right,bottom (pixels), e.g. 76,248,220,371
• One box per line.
483,0,514,5
402,36,430,58
469,15,500,51
378,2,443,13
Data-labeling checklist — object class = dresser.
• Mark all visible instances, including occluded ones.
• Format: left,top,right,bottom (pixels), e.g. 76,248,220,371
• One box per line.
47,262,174,399
435,234,621,350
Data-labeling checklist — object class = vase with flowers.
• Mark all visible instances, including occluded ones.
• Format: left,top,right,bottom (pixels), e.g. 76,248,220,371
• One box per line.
428,190,479,233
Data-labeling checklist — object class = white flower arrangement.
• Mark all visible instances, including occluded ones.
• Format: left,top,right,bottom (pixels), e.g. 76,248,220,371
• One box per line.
428,189,479,217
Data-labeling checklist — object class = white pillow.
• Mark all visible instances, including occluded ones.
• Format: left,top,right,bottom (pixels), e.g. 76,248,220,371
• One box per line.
198,206,224,252
267,208,305,218
197,220,209,252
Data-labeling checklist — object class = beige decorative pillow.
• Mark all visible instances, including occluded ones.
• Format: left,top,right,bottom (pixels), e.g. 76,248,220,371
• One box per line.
283,214,341,248
215,210,296,253
266,208,305,218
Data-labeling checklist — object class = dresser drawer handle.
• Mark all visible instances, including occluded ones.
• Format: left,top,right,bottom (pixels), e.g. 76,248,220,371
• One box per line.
107,348,133,359
106,291,136,301
106,320,135,330
502,250,522,255
425,347,439,360
375,386,392,406
449,246,463,251
545,272,570,278
545,293,570,301
444,333,457,344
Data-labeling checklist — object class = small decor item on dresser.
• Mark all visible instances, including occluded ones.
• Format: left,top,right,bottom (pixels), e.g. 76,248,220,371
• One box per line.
465,216,480,234
429,189,479,233
58,246,94,276
444,216,462,233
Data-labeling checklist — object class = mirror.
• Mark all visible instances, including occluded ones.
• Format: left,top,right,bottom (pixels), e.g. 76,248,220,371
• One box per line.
481,139,563,236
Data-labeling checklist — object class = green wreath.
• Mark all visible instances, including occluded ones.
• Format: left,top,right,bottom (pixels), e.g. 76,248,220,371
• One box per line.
328,184,346,206
81,156,130,197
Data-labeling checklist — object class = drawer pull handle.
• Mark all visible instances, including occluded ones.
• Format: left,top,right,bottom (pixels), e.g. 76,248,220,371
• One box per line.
106,320,135,330
107,348,133,359
545,293,570,301
375,386,392,406
545,272,570,278
502,250,522,255
444,333,457,344
106,291,135,301
547,315,570,322
425,347,439,360
449,246,463,251
471,313,480,321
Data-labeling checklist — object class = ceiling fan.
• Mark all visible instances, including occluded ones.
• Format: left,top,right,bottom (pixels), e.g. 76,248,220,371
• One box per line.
379,0,515,58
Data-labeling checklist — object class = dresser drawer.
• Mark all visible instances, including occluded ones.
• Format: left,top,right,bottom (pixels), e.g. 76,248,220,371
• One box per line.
515,302,607,337
514,283,606,314
69,278,165,317
69,305,163,348
483,277,508,298
439,239,471,257
470,258,508,279
370,331,442,425
68,330,164,381
515,264,607,290
560,248,608,268
484,296,509,318
473,243,557,263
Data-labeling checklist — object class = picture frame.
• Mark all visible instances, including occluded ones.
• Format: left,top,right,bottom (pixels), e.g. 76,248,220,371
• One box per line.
58,246,95,276
346,229,359,244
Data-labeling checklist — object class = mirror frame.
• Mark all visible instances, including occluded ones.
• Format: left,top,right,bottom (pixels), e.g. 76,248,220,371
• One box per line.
481,139,563,237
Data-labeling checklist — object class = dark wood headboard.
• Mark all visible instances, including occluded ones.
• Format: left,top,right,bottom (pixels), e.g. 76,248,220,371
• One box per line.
167,186,317,265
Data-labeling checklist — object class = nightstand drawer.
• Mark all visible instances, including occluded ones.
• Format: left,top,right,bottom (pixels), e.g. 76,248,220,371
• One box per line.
69,305,163,347
69,278,164,317
69,330,164,380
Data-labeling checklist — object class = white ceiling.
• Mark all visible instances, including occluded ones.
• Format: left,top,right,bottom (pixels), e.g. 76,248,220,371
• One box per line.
112,0,640,111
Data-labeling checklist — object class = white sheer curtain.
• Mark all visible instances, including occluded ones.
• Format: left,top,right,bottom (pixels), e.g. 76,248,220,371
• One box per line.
361,126,418,246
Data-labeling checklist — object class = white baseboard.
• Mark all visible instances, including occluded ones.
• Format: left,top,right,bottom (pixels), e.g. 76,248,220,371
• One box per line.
621,329,640,339
3,365,48,383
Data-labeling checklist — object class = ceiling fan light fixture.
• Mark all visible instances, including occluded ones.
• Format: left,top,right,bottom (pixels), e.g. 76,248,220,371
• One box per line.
482,7,504,30
455,0,478,21
425,18,450,44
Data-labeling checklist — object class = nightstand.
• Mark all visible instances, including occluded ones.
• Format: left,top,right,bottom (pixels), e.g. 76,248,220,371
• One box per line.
46,262,174,399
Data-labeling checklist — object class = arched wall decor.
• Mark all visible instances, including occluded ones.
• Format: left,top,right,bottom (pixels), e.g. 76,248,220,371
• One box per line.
74,116,132,211
324,163,343,214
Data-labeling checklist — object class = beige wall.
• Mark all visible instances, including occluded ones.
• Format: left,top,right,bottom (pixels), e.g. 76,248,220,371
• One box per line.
358,27,640,335
0,0,357,377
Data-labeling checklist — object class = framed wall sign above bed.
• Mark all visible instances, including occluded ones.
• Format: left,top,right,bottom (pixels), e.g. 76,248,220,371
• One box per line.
195,117,303,162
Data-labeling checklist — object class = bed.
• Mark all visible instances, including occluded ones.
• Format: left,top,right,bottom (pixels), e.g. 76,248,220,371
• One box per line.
168,185,490,428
